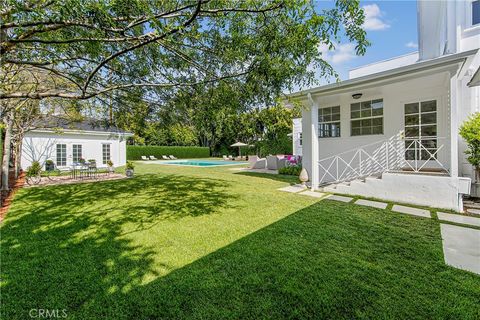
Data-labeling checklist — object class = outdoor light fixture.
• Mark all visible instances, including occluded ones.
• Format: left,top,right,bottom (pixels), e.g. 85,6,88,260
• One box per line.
352,93,363,99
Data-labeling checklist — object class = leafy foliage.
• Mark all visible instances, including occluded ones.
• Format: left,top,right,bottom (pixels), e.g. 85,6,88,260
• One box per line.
279,164,302,176
127,146,210,160
25,161,41,177
459,113,480,170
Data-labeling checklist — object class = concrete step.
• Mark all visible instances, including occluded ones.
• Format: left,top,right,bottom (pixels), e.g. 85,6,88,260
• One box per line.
464,203,480,209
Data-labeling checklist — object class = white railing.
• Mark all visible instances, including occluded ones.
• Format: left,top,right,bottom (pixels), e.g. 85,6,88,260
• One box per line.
317,131,449,186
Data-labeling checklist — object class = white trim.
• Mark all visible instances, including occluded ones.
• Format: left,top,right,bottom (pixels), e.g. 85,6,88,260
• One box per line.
30,128,133,137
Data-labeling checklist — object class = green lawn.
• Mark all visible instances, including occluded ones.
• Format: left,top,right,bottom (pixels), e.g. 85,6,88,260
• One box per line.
1,162,479,319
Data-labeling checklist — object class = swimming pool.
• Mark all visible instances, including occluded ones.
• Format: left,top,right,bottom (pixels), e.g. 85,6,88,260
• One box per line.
157,159,248,167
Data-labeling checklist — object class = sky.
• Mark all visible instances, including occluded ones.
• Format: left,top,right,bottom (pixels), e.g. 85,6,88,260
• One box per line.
311,0,418,85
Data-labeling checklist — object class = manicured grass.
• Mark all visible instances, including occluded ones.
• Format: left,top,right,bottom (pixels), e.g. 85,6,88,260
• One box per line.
1,163,479,319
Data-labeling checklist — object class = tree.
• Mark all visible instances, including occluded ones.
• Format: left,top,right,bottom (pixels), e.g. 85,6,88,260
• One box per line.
460,113,480,181
1,0,368,102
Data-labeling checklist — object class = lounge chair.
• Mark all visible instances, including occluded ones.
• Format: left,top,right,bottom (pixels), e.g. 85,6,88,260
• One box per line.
249,156,266,169
149,155,158,160
141,156,149,161
222,155,229,161
169,155,177,160
266,155,278,170
162,155,170,160
228,155,233,160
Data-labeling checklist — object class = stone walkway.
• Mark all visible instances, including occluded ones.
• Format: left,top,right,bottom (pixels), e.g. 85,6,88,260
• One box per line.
277,184,480,275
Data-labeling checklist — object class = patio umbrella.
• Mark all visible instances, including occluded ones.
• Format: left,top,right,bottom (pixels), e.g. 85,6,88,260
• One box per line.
230,142,248,158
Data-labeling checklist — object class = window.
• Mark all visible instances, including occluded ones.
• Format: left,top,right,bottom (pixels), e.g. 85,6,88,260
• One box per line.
404,100,438,160
473,0,480,25
350,99,383,136
299,133,302,146
72,144,82,163
318,106,341,138
56,144,66,166
102,144,111,164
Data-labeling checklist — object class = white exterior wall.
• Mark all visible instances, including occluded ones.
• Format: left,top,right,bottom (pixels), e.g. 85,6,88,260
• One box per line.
21,131,128,170
292,118,303,156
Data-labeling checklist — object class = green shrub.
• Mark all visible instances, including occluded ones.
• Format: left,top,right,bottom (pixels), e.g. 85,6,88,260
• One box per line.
127,146,210,160
107,160,114,167
460,113,480,179
279,164,302,176
126,161,135,170
26,161,42,177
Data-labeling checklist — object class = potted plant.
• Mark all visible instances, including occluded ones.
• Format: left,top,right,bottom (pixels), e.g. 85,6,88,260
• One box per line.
26,161,42,185
125,161,135,178
45,159,55,171
107,160,114,173
460,113,480,182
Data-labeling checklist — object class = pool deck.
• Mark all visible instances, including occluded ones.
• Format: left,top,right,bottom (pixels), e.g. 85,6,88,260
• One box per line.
140,159,249,167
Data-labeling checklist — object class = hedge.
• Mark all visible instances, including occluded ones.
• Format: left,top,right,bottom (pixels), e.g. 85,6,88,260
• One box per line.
127,145,210,160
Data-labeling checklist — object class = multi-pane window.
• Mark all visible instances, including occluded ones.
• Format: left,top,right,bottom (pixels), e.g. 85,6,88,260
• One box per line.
351,99,383,136
318,106,341,138
404,100,438,160
102,144,111,164
473,0,480,25
56,144,66,166
72,144,82,163
299,133,302,146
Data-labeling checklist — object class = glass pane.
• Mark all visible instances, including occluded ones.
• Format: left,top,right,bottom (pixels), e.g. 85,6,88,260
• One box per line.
351,128,361,136
371,100,383,115
332,123,341,137
351,103,360,111
332,114,340,121
372,126,383,134
372,117,383,126
332,106,340,114
421,150,437,160
405,103,419,114
474,0,480,25
405,150,417,160
351,120,361,128
323,114,331,122
405,115,419,126
361,110,371,118
361,101,371,110
361,119,372,127
405,126,419,137
421,139,437,148
421,112,436,125
361,127,372,135
351,111,361,119
372,107,383,116
421,100,436,112
421,125,437,137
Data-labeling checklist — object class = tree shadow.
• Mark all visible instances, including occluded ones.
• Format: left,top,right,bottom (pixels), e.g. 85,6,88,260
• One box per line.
1,173,237,319
234,171,299,184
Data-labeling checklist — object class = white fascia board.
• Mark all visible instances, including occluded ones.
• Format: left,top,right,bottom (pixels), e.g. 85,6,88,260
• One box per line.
288,49,478,101
30,128,134,137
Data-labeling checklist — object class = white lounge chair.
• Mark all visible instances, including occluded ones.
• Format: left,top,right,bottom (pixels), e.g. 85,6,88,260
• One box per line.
228,155,233,160
223,155,229,161
162,155,170,160
141,156,149,161
169,155,177,160
149,155,158,160
250,156,266,169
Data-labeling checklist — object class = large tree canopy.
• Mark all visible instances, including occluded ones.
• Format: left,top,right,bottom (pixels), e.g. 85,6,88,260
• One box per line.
1,0,368,102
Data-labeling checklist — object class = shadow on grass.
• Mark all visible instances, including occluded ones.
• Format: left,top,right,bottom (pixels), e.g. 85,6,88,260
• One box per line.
1,173,237,319
234,171,299,184
2,182,479,319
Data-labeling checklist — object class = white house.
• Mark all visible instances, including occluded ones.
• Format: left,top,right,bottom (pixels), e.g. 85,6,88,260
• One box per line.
292,118,303,156
21,119,132,170
287,0,480,211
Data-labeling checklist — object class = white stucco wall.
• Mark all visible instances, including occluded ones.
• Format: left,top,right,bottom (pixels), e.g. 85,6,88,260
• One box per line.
292,118,303,156
21,130,128,170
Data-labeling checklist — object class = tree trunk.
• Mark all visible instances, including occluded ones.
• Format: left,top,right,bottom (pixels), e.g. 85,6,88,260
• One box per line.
14,136,23,179
1,111,13,191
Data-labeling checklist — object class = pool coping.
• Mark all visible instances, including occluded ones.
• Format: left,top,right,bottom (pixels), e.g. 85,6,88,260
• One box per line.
142,159,249,167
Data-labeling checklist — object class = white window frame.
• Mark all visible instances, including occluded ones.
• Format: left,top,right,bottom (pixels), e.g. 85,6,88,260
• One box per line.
404,99,438,161
72,144,82,163
56,144,67,167
102,143,111,165
466,0,480,29
318,106,341,138
350,99,384,136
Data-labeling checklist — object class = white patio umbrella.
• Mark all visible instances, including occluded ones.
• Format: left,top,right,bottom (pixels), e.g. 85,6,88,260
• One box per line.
230,142,248,158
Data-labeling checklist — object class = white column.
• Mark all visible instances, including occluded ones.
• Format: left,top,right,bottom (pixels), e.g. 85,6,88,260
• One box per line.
449,73,459,177
308,93,319,190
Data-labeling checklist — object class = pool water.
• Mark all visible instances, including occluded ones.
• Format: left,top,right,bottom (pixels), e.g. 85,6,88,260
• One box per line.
160,160,248,167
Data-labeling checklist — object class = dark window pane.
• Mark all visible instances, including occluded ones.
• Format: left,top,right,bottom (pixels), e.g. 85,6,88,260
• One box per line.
323,114,332,122
421,139,437,149
351,120,361,128
352,128,361,136
372,126,383,134
421,150,437,160
361,127,372,135
351,111,361,119
361,101,371,110
332,106,340,114
372,107,383,116
405,103,419,114
361,119,372,127
372,117,383,126
473,0,480,25
421,100,436,112
351,103,360,111
422,125,437,137
405,150,417,160
332,114,340,121
421,112,436,124
405,115,419,126
361,110,371,118
405,127,419,137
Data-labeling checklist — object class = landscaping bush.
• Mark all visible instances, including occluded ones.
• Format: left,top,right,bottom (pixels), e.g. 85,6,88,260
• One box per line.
279,164,302,176
460,112,480,181
26,161,42,177
127,146,210,160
